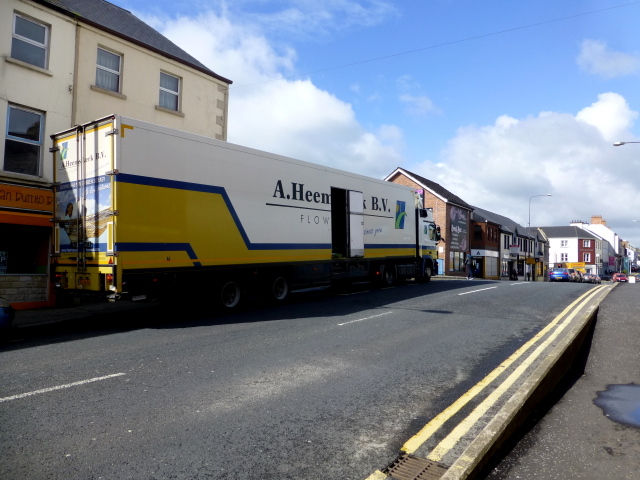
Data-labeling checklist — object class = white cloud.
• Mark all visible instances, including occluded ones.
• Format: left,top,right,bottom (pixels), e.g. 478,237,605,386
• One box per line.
230,78,404,177
145,7,404,179
242,0,399,39
576,92,638,142
577,39,640,79
409,93,640,244
399,94,439,117
395,75,439,117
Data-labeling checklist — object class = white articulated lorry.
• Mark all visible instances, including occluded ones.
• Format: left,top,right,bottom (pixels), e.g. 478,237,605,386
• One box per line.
50,115,440,307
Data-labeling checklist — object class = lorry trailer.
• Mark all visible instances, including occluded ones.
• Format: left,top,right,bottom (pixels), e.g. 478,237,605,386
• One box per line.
51,115,440,307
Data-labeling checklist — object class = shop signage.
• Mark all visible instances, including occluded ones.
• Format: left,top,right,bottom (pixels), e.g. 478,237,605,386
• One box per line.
473,250,499,257
449,207,468,251
0,183,53,214
566,262,586,268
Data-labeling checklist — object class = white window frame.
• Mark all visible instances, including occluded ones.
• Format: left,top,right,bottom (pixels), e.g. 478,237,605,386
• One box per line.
11,13,49,69
583,240,590,247
159,72,181,111
584,253,591,263
560,253,568,262
560,240,568,247
4,105,44,176
96,47,122,93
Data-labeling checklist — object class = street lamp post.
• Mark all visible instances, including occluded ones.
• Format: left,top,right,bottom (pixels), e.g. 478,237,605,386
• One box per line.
528,194,552,281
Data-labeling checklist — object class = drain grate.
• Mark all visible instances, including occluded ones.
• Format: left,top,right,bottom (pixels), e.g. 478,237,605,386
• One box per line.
384,454,449,480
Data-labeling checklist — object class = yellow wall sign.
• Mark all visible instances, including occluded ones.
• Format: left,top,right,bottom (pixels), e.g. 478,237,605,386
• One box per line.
0,183,53,214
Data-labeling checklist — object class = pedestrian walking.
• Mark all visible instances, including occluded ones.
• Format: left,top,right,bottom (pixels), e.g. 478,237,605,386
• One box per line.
465,255,473,280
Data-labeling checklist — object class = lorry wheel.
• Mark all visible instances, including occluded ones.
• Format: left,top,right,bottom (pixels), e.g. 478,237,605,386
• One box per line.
382,265,396,287
271,276,290,303
421,264,432,283
220,281,242,308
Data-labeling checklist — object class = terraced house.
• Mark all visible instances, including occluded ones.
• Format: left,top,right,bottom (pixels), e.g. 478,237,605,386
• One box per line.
1,0,232,308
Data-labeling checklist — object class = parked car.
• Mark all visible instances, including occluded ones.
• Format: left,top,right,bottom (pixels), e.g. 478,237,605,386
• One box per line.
582,273,594,283
600,274,611,281
0,297,15,339
612,273,629,282
592,274,602,284
549,268,572,282
567,268,580,282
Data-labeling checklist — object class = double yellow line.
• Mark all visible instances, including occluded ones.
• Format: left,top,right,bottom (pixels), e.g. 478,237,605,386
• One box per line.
402,285,607,461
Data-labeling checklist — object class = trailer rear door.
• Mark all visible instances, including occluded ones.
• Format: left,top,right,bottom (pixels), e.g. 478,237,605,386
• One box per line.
348,190,364,257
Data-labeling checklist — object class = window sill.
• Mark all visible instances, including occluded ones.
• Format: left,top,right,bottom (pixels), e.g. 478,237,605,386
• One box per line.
0,170,46,184
5,56,53,76
155,105,185,117
91,85,127,100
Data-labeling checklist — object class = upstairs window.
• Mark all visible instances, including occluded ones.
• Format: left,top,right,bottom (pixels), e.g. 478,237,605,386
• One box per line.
584,253,591,263
96,48,122,92
583,240,591,247
159,72,180,111
560,240,568,247
11,14,48,69
4,105,43,176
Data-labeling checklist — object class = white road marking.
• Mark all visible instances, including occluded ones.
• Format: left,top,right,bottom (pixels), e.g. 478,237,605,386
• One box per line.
457,287,497,295
0,373,126,403
338,311,393,326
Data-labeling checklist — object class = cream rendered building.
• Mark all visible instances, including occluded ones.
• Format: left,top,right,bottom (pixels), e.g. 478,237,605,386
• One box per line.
1,0,232,308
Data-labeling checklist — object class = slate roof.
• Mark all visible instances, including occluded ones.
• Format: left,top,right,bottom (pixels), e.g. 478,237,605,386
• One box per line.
539,226,599,239
37,0,231,84
386,167,473,210
471,205,528,236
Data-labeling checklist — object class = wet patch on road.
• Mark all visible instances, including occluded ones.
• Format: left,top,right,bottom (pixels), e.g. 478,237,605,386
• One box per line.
594,383,640,428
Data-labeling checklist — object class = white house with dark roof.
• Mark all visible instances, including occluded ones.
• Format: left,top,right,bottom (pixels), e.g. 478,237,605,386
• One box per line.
539,226,605,275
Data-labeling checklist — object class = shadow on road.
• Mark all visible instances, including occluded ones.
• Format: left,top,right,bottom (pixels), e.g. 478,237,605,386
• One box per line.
2,279,505,350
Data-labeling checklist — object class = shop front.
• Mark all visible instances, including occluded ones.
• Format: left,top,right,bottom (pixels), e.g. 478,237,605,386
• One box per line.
0,181,54,309
471,249,500,279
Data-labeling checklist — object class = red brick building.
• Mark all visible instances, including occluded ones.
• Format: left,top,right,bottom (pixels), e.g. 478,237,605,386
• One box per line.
385,168,473,277
469,209,501,279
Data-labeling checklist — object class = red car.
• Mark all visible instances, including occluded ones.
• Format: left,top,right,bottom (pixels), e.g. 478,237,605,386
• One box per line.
612,273,628,282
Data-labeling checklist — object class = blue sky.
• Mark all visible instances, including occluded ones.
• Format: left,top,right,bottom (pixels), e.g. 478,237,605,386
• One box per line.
111,0,640,248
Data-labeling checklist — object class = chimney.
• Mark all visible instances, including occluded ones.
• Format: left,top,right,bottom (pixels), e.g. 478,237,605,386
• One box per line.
591,215,606,226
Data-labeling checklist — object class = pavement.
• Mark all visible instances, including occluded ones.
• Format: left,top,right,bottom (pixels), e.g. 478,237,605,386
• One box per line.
6,279,640,480
484,282,640,480
10,298,162,329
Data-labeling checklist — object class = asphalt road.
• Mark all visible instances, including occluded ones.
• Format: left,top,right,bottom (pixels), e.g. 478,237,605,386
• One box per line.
0,279,596,480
